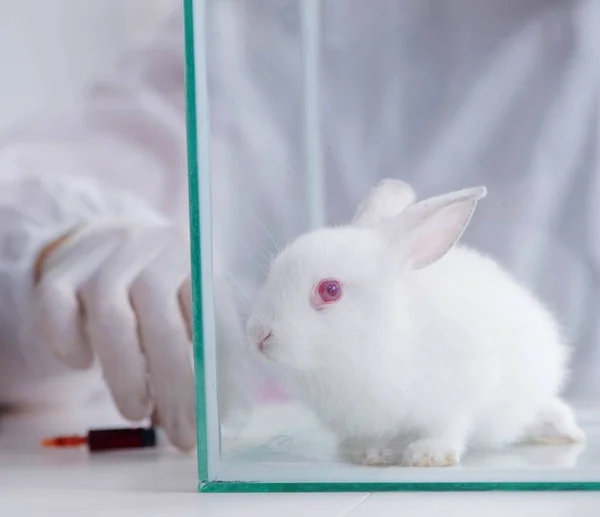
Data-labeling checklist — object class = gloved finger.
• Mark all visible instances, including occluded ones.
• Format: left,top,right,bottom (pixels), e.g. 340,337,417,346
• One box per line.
178,276,193,341
78,226,162,422
32,229,117,370
130,234,196,451
34,280,93,369
80,284,152,421
151,408,161,427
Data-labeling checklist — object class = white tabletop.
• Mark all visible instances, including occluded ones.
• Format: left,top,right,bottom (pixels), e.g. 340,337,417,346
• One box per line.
2,405,600,516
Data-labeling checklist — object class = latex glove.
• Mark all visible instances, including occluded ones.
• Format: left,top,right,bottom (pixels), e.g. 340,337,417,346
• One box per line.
34,220,196,450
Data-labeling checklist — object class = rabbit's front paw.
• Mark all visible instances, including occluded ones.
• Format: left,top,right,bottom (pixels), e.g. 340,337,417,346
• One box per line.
402,439,461,467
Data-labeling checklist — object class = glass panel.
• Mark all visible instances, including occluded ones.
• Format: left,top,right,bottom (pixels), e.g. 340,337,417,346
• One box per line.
188,0,600,489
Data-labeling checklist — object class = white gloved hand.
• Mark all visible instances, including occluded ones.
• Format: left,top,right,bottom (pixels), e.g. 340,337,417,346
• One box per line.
34,220,196,450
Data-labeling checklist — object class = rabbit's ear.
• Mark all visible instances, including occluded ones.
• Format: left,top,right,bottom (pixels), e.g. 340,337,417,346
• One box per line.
382,186,487,270
352,179,416,227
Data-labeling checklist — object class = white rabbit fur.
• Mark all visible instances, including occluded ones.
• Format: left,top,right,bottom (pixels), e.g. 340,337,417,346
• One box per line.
247,180,583,467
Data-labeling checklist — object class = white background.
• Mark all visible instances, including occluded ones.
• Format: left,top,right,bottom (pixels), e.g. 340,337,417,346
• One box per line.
0,0,172,134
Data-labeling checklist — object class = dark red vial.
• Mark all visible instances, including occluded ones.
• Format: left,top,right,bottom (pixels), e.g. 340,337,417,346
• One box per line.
87,427,157,452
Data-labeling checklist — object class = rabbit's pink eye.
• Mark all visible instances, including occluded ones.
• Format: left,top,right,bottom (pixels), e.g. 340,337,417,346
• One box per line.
311,279,344,310
317,279,342,303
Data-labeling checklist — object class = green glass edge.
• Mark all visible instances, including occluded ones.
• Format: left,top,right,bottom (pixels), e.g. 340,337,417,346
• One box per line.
200,481,600,493
183,0,209,482
182,0,600,493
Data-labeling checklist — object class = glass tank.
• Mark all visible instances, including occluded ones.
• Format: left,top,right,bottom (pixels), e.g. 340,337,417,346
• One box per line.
184,0,600,491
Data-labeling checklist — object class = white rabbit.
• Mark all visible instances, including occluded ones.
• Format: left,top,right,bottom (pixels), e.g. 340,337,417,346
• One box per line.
246,180,584,467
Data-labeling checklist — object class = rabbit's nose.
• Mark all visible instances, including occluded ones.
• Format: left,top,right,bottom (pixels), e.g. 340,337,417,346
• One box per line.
258,330,273,352
247,318,274,353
